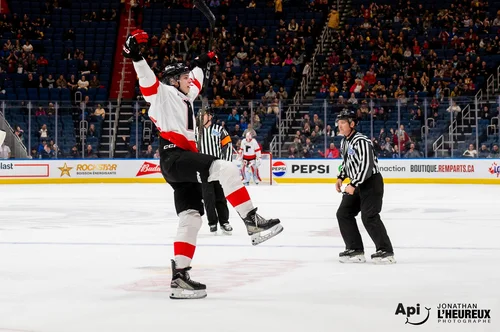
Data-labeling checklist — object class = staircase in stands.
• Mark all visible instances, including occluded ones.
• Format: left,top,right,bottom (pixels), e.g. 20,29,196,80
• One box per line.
0,0,10,14
271,1,349,157
114,103,136,158
110,4,137,100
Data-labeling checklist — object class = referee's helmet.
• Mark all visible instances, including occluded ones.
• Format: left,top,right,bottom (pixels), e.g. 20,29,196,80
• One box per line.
197,105,214,128
201,106,214,116
336,108,358,125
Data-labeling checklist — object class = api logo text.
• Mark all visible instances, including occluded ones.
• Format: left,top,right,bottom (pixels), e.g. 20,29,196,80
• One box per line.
395,303,431,325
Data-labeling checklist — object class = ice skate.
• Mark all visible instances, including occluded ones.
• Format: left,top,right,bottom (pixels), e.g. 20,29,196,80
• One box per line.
170,260,207,299
209,225,217,235
220,223,233,235
371,250,396,264
242,208,283,245
339,249,366,263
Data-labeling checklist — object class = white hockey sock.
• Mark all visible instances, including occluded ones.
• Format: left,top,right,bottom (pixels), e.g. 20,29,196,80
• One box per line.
174,210,202,269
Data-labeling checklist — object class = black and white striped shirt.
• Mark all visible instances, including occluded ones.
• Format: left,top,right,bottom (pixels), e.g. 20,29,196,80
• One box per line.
337,131,380,187
197,124,232,161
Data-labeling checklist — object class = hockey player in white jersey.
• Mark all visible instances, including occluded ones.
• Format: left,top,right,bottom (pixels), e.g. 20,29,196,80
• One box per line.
123,29,283,300
239,132,262,185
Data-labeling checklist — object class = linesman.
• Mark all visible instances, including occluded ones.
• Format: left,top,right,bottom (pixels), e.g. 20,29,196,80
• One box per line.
335,109,395,264
197,107,233,235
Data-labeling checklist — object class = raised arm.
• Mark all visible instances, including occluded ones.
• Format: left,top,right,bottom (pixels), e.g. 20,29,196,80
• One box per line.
187,67,204,101
187,51,219,102
134,59,161,103
123,29,162,103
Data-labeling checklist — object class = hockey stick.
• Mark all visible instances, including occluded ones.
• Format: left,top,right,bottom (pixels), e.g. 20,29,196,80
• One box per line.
193,0,215,104
193,0,216,142
193,0,216,51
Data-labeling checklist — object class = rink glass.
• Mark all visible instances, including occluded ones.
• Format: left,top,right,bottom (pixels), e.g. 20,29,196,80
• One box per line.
1,95,498,159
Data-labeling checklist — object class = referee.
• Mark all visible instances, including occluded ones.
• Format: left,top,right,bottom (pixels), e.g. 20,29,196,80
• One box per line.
335,109,395,264
197,107,233,235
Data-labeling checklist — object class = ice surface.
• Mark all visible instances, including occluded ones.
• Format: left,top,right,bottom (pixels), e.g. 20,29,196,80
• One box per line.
0,183,499,332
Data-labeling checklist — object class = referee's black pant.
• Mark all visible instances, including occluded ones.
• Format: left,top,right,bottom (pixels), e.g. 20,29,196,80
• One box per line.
336,173,394,253
202,180,230,227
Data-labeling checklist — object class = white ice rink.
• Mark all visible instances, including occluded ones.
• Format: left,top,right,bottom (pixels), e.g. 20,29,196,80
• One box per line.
0,183,499,332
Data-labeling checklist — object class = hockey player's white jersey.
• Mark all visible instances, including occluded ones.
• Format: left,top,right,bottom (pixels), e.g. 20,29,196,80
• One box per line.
239,138,261,161
133,60,204,152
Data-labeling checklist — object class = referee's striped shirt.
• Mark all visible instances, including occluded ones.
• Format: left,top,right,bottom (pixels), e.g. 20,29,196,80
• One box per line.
197,124,233,161
337,131,380,187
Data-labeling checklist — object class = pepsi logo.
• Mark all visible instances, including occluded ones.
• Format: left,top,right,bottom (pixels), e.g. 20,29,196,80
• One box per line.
272,161,287,177
489,162,500,177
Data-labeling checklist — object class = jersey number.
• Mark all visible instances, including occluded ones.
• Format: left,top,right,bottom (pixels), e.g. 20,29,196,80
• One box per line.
183,100,194,131
245,145,251,152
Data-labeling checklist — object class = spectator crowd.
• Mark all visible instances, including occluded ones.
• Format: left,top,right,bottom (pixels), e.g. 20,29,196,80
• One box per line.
290,0,500,158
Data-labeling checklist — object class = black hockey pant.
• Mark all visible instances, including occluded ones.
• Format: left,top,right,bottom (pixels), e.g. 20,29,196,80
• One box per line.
336,173,393,252
159,142,216,216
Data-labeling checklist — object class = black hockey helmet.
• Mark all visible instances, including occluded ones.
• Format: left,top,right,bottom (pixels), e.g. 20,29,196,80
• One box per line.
336,108,358,125
201,105,214,116
161,63,190,85
197,105,215,128
197,105,214,120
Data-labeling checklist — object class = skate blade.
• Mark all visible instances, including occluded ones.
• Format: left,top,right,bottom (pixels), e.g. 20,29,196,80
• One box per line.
251,224,283,246
221,230,232,236
372,256,396,265
339,255,366,263
170,288,207,299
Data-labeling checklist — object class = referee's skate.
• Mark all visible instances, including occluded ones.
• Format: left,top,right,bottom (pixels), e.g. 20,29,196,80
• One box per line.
339,249,366,263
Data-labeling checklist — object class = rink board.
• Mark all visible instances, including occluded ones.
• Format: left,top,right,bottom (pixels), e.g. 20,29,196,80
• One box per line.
0,159,499,184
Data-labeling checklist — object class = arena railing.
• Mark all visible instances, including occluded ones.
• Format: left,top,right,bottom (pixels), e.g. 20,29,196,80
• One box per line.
2,95,499,160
